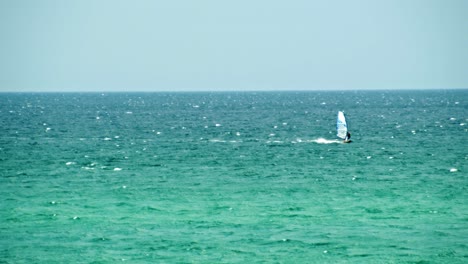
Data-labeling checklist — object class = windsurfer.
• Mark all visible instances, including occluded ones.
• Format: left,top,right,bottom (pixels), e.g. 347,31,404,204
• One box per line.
344,132,351,143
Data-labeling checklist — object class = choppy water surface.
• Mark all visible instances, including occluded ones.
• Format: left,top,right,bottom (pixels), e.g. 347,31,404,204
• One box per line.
1,90,467,263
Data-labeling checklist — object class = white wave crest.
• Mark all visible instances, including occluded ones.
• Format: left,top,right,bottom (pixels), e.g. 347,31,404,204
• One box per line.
312,138,341,144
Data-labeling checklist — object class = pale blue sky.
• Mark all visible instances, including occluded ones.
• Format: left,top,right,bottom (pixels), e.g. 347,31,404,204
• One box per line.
1,0,467,92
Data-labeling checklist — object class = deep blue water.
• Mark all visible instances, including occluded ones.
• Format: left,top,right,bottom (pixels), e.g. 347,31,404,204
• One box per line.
1,90,467,263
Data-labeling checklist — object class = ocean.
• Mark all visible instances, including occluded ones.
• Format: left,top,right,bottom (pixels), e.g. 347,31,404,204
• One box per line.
1,90,467,263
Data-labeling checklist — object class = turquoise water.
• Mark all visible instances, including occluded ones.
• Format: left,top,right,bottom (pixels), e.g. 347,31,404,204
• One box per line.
1,90,467,263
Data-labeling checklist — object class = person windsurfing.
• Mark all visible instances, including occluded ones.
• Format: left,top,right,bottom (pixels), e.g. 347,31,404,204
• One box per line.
344,132,351,143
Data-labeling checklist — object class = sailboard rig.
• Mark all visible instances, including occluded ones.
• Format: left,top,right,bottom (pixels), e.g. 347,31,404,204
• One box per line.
337,111,351,143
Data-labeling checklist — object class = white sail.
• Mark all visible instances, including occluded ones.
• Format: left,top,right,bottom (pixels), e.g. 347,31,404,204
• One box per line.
336,111,348,139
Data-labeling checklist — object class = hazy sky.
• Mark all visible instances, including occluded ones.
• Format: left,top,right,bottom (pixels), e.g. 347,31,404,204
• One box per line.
1,0,467,92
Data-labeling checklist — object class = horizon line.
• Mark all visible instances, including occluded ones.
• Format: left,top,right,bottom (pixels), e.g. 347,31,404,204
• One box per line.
1,87,467,93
